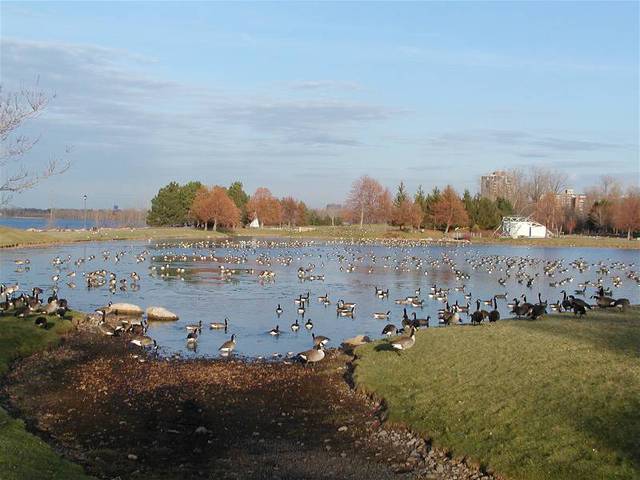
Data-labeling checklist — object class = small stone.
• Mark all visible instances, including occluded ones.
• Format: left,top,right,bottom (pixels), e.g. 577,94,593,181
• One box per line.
338,425,348,432
127,454,138,461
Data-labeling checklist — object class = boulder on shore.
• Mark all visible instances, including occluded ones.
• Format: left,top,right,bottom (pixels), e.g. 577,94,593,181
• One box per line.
146,306,179,321
107,303,144,316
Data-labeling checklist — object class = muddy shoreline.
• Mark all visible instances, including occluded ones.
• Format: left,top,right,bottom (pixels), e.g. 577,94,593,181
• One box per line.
2,329,497,480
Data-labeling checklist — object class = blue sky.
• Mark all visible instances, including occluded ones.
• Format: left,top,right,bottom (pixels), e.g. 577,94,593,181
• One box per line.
2,1,638,209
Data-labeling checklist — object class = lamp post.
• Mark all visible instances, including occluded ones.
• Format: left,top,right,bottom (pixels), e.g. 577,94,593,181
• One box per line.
83,194,87,230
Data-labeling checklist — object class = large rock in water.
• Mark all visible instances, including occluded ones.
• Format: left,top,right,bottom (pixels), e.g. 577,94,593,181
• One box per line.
107,302,144,316
146,306,179,321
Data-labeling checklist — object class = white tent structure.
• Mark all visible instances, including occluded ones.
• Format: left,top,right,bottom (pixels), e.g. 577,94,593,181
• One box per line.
249,217,260,228
500,216,548,238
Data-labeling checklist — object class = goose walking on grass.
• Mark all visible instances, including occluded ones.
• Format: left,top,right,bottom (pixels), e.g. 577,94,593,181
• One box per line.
488,297,500,322
390,326,416,351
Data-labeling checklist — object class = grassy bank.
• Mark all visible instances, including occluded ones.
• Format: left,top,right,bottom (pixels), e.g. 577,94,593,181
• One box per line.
354,307,640,480
0,226,225,248
2,224,637,249
0,311,90,480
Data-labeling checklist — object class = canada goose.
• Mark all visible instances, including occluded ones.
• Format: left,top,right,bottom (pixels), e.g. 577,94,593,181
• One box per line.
269,325,281,336
381,324,397,336
573,304,587,317
276,304,283,316
219,334,236,353
568,295,591,310
488,298,500,322
560,291,573,311
297,305,306,315
537,293,547,307
529,303,546,320
470,300,484,325
591,295,615,308
186,329,199,346
210,317,228,330
373,310,391,319
186,320,202,333
337,299,356,309
411,312,430,328
291,318,300,332
35,316,47,328
614,298,630,309
312,333,330,347
390,327,416,351
305,318,313,330
130,335,154,347
317,293,330,303
298,344,325,364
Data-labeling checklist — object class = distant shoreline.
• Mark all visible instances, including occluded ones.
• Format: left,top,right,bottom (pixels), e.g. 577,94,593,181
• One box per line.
1,225,638,250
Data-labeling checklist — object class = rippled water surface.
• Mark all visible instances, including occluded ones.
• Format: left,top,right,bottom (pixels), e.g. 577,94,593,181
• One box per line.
1,238,638,358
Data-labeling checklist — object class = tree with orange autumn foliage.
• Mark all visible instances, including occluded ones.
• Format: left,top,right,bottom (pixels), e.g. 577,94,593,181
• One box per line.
392,198,423,230
431,185,468,234
190,186,241,231
247,187,283,227
613,190,640,240
346,175,392,227
279,196,309,227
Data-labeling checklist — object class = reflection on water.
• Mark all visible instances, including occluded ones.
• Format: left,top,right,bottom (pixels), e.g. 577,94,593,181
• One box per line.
1,238,638,359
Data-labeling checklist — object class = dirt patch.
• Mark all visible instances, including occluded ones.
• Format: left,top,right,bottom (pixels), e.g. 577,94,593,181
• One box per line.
2,333,495,479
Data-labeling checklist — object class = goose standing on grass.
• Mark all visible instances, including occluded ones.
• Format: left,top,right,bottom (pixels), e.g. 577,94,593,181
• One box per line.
390,326,416,351
488,297,500,322
381,324,397,336
210,318,228,330
219,334,236,354
614,298,630,309
471,300,484,325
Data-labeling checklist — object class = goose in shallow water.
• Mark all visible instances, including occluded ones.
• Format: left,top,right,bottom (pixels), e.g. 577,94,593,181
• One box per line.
219,334,236,353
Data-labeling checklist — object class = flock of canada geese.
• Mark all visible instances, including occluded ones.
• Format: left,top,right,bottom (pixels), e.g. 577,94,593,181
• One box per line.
1,239,637,364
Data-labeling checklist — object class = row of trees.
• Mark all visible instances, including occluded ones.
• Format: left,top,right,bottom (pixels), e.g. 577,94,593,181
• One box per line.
147,174,639,238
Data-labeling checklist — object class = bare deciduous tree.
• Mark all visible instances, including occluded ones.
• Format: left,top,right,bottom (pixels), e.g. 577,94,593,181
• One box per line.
1,84,70,204
346,175,391,228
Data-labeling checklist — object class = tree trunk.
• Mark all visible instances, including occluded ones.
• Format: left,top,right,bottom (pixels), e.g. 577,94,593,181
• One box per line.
444,222,450,234
628,228,631,240
360,206,364,229
213,219,217,231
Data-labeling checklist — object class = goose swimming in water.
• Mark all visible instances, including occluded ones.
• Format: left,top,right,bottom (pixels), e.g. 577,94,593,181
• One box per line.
269,325,281,336
290,318,300,332
210,317,228,330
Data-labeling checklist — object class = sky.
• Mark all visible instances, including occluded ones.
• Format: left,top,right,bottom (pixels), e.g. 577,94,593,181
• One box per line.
1,1,638,209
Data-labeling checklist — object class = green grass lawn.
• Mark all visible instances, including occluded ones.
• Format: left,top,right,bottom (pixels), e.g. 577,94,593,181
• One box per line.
354,307,640,480
0,311,90,480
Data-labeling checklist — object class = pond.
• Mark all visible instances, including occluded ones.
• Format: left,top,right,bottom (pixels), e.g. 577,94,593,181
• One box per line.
1,238,638,359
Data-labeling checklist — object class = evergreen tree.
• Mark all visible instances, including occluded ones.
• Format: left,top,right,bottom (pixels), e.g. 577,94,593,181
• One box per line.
394,181,408,207
147,181,203,226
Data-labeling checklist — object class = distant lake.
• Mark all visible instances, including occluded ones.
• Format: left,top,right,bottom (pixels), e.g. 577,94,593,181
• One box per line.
0,216,117,230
